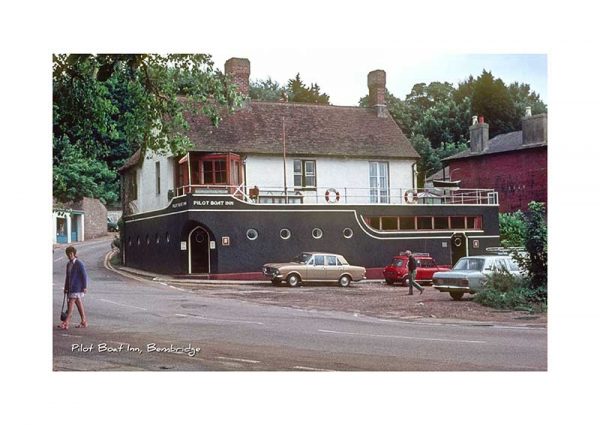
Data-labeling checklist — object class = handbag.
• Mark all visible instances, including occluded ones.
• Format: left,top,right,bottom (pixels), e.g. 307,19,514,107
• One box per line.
60,292,68,322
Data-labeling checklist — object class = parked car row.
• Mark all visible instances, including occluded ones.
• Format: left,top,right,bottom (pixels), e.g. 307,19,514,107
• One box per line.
262,251,524,300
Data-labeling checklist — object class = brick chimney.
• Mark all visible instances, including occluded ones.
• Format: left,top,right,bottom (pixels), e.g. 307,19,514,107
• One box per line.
225,57,250,97
522,112,547,145
368,70,386,117
469,115,489,153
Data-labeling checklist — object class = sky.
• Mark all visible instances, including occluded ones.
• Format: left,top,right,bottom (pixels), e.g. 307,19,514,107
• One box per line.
208,49,547,106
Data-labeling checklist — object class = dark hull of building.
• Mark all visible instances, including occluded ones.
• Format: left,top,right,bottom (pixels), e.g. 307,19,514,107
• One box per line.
122,194,500,278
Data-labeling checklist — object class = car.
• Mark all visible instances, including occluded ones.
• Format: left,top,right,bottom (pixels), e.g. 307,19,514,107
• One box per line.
107,218,119,232
383,252,451,286
262,252,366,287
432,255,524,300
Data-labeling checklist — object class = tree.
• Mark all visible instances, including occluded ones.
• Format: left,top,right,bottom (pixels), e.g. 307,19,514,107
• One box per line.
471,70,517,137
53,54,245,203
521,202,547,292
249,77,285,101
286,73,330,104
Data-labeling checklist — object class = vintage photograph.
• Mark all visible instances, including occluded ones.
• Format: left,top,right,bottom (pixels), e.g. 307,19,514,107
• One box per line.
52,50,547,372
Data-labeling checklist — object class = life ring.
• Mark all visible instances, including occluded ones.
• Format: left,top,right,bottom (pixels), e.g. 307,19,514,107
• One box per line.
404,189,418,204
453,236,463,247
325,188,340,203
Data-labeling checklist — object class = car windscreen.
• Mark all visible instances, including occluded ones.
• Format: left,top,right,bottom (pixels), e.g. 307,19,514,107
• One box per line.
292,253,312,264
453,258,485,271
392,259,405,267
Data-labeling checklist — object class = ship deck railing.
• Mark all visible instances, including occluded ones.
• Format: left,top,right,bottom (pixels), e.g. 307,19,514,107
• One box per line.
174,185,499,206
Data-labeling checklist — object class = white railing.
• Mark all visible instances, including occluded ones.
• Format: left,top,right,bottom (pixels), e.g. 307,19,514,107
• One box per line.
173,184,499,206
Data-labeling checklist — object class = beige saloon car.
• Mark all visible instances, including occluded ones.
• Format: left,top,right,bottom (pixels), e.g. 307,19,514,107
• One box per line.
262,252,366,287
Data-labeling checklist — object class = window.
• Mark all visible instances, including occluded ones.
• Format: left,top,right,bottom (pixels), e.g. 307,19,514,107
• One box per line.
294,159,316,188
155,162,161,194
246,229,259,240
129,171,138,201
369,161,389,203
280,228,291,240
399,217,416,230
312,228,323,239
343,228,353,239
417,217,433,230
313,255,325,266
381,217,398,230
203,159,227,184
434,217,449,230
326,256,338,266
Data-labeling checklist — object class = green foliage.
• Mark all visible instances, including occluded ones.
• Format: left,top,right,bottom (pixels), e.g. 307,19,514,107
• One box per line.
249,73,330,104
520,202,548,291
53,54,245,203
358,70,546,181
474,273,546,313
249,77,285,101
499,210,526,247
476,202,548,312
286,73,330,104
53,136,118,204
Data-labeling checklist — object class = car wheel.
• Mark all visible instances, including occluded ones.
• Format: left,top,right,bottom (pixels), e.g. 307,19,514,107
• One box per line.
450,292,464,301
338,275,351,287
385,278,395,285
287,274,301,287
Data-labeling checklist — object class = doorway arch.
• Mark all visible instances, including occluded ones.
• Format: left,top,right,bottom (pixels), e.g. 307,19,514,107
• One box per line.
188,225,211,274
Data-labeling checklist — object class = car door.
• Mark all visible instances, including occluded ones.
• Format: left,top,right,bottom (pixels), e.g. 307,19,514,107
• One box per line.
418,258,435,281
326,255,343,281
306,254,326,281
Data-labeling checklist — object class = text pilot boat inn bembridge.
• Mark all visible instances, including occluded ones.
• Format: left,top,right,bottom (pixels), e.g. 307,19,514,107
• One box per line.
119,58,501,279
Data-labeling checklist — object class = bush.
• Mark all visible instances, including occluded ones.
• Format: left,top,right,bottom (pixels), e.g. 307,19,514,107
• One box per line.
474,273,547,313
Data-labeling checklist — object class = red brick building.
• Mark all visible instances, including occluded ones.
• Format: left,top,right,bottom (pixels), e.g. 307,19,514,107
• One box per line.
443,111,547,213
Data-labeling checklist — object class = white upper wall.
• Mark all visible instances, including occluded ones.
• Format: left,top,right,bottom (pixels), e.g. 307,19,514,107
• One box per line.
135,151,176,213
131,151,416,213
245,155,415,204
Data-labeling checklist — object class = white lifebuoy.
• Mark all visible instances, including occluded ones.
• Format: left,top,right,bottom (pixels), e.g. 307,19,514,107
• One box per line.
453,236,462,247
325,188,340,203
404,189,418,204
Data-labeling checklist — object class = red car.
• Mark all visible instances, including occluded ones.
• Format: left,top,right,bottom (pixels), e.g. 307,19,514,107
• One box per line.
383,252,451,286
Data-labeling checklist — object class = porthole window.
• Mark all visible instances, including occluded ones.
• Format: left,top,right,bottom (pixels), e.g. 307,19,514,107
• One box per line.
280,228,291,240
343,228,354,239
165,232,170,243
246,228,259,241
312,228,323,239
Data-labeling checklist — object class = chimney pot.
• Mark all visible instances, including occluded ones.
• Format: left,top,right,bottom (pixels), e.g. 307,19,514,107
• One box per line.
525,106,532,117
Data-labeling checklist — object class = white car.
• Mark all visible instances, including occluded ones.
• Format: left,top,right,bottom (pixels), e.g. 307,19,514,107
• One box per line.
432,255,523,300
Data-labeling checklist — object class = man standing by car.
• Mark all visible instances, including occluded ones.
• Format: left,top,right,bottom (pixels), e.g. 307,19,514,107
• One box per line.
406,250,424,295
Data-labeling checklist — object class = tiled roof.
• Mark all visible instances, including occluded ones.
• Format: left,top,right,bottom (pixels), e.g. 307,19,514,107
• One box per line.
118,148,142,172
186,101,419,159
444,131,547,161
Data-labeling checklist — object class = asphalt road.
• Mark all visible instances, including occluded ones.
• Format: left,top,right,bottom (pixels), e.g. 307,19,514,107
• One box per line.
53,237,547,371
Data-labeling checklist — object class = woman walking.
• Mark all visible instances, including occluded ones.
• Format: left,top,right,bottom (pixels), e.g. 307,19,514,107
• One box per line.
58,246,88,329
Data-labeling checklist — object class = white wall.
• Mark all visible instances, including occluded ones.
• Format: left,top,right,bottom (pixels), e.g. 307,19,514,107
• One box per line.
245,154,415,204
136,151,176,213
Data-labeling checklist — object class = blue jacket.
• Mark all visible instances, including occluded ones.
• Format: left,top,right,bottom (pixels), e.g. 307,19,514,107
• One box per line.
65,259,88,293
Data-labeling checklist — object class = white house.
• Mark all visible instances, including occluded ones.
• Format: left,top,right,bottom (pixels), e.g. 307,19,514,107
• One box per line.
120,58,420,215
